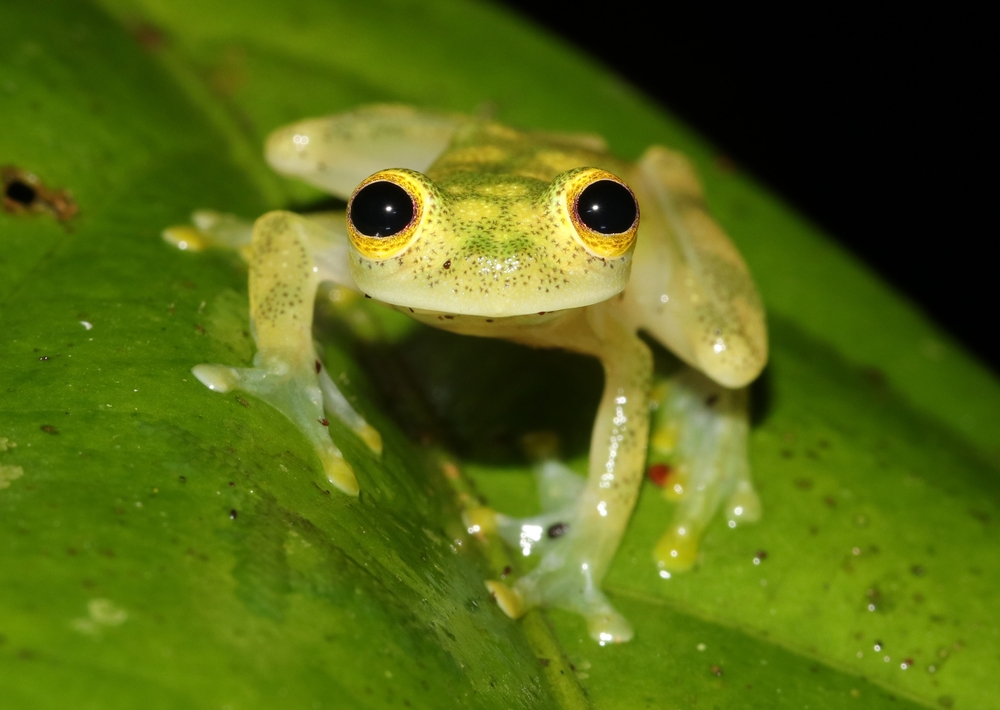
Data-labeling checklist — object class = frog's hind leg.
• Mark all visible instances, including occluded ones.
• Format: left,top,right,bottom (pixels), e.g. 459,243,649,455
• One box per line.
163,210,255,254
192,210,380,496
650,369,761,573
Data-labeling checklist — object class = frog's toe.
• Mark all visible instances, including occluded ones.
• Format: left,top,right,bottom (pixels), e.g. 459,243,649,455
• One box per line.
356,423,383,456
485,580,526,619
320,450,360,496
653,523,700,573
163,225,211,252
585,602,633,645
191,210,255,250
726,480,762,526
192,363,240,392
463,505,499,536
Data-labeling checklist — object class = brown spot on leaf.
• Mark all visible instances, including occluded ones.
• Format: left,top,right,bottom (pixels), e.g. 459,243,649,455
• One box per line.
130,22,166,51
2,166,78,222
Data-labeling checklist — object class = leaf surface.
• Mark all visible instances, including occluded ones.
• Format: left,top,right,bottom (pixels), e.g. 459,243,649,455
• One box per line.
1,1,997,708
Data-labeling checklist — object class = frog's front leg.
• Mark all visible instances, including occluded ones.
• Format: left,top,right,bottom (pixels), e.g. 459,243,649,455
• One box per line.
191,211,380,496
487,305,652,644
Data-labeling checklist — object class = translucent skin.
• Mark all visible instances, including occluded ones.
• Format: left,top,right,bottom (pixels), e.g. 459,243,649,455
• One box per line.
168,105,768,643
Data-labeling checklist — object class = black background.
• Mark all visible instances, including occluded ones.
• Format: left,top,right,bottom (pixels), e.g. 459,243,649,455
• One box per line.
497,3,994,372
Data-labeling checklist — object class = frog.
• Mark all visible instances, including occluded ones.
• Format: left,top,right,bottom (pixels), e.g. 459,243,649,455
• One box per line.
164,105,767,644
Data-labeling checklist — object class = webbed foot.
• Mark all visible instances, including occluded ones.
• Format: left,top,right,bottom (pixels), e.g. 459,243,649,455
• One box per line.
486,572,633,645
649,369,761,573
193,353,377,496
190,210,381,496
483,440,634,644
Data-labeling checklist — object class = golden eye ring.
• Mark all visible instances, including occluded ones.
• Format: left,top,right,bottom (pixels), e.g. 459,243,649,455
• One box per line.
347,170,426,259
564,169,639,258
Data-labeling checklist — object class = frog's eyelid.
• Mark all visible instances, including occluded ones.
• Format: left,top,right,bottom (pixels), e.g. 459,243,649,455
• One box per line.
266,105,467,200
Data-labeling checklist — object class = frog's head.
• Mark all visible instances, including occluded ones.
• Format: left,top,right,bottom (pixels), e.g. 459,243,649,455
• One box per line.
344,166,639,318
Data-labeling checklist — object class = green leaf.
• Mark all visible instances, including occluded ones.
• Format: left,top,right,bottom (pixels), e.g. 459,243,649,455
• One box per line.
1,1,996,709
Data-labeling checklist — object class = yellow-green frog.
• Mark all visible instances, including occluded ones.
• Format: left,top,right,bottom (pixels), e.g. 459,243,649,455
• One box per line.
165,105,767,644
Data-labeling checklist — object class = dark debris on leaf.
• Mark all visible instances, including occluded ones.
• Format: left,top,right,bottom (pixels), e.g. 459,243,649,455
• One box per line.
2,166,78,222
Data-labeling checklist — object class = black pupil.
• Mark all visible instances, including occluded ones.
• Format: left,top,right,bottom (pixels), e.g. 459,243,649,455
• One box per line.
5,180,37,206
349,181,414,238
576,180,636,234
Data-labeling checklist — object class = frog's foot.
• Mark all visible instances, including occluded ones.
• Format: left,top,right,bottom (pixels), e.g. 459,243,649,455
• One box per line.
163,210,255,255
486,533,633,644
316,362,382,456
650,369,761,573
193,351,379,496
491,453,584,556
485,452,632,643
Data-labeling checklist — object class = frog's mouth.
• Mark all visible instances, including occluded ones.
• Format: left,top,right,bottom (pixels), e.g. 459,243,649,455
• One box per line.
350,251,634,319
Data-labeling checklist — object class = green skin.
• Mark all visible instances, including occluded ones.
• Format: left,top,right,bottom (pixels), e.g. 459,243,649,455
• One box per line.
170,105,768,644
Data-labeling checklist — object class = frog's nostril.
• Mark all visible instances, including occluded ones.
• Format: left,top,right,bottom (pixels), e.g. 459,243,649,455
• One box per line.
349,180,415,238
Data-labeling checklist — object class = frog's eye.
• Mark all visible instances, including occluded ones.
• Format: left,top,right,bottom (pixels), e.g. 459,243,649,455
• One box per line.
575,180,638,235
349,181,415,238
561,169,639,258
347,169,428,259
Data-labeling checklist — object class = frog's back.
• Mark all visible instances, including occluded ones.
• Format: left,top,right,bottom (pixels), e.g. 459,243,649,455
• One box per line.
426,120,627,186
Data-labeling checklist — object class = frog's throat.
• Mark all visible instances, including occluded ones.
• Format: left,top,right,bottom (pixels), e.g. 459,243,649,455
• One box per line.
367,285,626,320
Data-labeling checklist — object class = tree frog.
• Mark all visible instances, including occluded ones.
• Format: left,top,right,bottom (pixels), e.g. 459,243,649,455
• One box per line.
165,105,767,644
